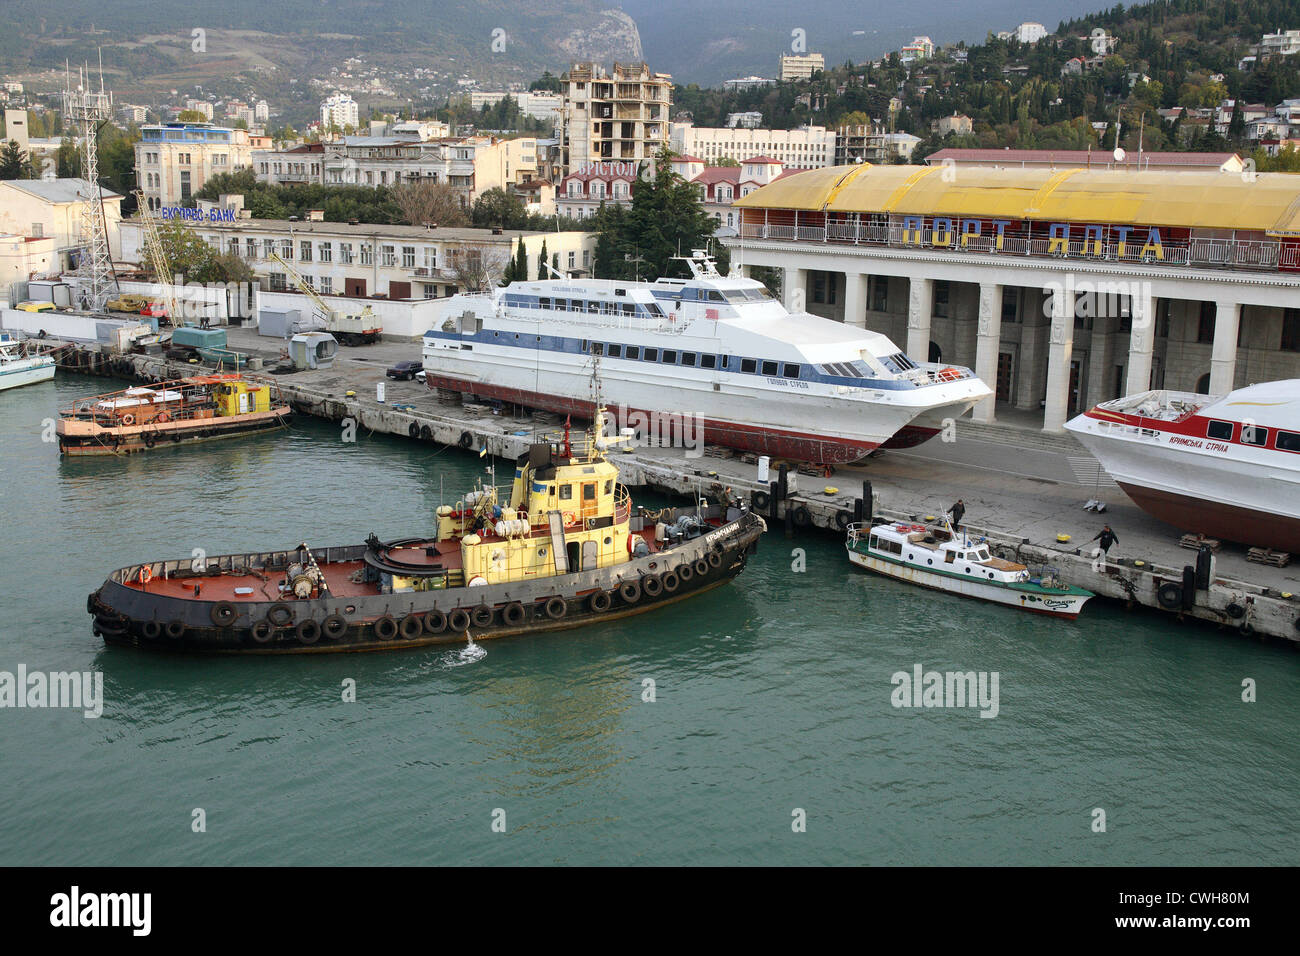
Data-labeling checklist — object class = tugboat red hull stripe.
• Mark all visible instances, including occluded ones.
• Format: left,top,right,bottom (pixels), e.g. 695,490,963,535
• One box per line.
425,374,881,464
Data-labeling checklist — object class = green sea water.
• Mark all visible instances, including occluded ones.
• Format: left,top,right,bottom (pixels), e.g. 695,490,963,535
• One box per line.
1,374,1297,865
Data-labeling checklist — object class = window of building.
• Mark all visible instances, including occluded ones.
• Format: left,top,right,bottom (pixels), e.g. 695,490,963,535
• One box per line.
559,484,573,500
269,272,286,291
318,276,333,294
1001,287,1018,323
339,242,353,264
319,242,333,263
1283,309,1300,351
262,239,275,258
871,275,888,312
360,243,374,266
244,238,256,258
179,171,191,199
300,240,312,262
1197,301,1215,343
933,280,949,318
279,239,292,260
403,246,416,268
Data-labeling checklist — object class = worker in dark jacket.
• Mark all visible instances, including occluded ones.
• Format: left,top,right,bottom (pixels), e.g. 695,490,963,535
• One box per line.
1092,525,1119,559
949,499,966,531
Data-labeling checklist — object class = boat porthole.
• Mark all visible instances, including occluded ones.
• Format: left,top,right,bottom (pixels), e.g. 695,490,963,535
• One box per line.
908,554,913,560
927,559,932,565
345,605,356,615
604,537,612,545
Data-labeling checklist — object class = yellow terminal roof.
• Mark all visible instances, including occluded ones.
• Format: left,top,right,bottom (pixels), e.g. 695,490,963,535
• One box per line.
734,164,1300,236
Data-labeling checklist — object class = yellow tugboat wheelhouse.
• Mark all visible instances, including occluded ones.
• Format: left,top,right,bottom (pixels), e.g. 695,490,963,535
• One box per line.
86,409,768,653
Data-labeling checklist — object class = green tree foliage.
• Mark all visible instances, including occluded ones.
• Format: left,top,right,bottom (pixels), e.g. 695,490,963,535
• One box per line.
0,140,31,179
147,218,252,284
537,238,548,281
591,152,719,281
471,187,529,229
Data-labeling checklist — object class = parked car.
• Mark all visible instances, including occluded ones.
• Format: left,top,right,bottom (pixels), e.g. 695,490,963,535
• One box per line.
139,302,169,319
386,360,423,381
105,293,148,313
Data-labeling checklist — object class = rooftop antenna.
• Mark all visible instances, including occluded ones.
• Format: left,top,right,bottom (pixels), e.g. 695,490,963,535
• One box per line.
63,53,114,311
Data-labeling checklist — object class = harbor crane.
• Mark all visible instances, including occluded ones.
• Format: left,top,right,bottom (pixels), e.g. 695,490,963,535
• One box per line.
266,250,382,345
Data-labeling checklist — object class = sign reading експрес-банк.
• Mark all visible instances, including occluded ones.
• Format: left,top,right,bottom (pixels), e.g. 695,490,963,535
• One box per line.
156,206,236,223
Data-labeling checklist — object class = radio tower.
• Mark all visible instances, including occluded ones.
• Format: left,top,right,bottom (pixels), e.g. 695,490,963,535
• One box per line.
63,56,114,311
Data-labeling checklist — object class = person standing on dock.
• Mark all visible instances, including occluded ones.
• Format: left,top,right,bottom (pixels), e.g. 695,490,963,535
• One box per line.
949,499,966,532
1092,525,1119,562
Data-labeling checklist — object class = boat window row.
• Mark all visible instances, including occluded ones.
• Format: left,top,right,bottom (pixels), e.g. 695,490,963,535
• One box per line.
870,535,903,555
583,341,801,378
878,352,919,375
502,293,666,318
1206,419,1300,451
818,361,871,379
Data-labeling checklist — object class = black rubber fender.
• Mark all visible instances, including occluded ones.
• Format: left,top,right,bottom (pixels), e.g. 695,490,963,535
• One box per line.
544,596,566,620
835,509,853,530
250,620,273,643
321,614,348,639
662,571,680,594
752,490,771,511
423,609,448,634
296,618,321,645
1156,582,1182,610
501,603,526,626
266,603,294,627
792,505,812,527
420,424,432,441
448,608,471,632
373,615,399,640
408,422,420,439
471,605,494,628
141,620,162,640
210,602,238,627
458,431,473,449
399,614,424,639
642,575,663,598
707,551,723,569
677,562,695,583
589,590,612,613
618,581,641,604
1226,602,1246,619
164,619,186,640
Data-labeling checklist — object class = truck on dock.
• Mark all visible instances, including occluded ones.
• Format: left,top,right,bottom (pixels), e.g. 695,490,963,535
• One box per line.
266,251,382,346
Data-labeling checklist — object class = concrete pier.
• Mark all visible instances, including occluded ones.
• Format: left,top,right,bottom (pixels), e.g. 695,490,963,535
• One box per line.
45,327,1300,645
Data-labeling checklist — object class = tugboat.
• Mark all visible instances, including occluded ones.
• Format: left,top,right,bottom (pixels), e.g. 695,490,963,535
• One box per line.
845,516,1093,619
56,373,289,455
87,413,767,653
0,331,56,392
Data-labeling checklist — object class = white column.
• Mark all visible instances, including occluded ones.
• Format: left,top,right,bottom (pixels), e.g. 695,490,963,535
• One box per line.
972,282,1002,423
906,276,933,360
1126,290,1157,396
782,266,807,312
1042,284,1075,433
842,272,868,328
1209,300,1241,396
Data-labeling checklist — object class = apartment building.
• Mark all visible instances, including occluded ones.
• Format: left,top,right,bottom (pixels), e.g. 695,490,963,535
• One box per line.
670,121,834,170
778,54,825,82
134,122,253,210
322,135,540,207
0,179,123,271
320,92,360,130
560,62,672,177
253,142,326,186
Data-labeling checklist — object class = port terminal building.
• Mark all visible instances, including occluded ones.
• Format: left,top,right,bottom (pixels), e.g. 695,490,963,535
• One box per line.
725,164,1300,431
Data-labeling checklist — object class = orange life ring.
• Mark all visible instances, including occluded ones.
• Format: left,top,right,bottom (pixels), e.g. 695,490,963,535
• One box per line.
121,413,135,426
563,511,577,527
156,411,170,423
137,566,153,586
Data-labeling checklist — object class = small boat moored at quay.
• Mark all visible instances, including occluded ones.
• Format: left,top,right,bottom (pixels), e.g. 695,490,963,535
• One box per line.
845,517,1094,619
56,373,290,456
0,331,56,392
87,412,767,653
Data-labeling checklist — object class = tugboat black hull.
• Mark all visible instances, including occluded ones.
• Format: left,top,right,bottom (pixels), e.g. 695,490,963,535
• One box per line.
88,512,765,654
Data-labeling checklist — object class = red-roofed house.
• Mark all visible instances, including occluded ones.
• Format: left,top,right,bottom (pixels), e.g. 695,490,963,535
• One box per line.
556,164,638,219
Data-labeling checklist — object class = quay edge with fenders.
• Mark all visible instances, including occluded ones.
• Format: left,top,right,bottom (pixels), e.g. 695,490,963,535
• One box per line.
422,252,991,465
1066,380,1300,552
86,413,766,653
55,373,290,455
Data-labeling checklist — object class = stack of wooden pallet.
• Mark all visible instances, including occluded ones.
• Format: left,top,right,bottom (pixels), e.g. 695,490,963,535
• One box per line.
1246,547,1291,567
1179,534,1220,552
